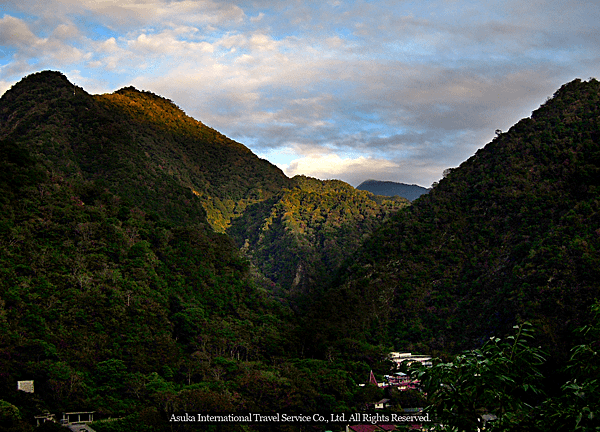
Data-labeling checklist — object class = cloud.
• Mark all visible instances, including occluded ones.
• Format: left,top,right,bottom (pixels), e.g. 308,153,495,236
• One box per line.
128,30,214,55
250,12,265,23
51,23,81,40
0,14,84,66
4,0,246,31
283,153,401,186
1,0,599,188
0,15,38,48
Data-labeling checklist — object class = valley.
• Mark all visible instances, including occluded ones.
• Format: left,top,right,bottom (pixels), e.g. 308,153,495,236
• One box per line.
0,71,598,431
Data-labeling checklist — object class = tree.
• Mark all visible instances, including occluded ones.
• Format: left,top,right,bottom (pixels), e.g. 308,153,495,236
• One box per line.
0,400,32,432
409,323,546,431
536,302,600,431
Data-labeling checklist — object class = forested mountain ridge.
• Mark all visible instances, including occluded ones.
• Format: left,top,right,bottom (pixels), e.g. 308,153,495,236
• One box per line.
228,175,409,301
0,70,292,232
306,78,600,361
356,179,430,201
0,70,408,300
0,129,300,426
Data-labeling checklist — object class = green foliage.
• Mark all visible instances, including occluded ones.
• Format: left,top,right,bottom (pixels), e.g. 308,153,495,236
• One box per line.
535,302,600,431
0,71,387,431
228,175,408,300
354,384,385,408
406,307,600,432
94,85,291,232
410,323,546,431
0,401,22,422
0,70,291,232
2,71,600,432
310,77,600,359
0,95,300,426
0,400,32,432
387,388,426,410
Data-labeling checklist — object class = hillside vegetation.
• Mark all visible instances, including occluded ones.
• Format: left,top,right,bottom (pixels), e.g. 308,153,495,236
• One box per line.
228,175,408,301
0,71,291,232
0,71,395,431
306,78,600,362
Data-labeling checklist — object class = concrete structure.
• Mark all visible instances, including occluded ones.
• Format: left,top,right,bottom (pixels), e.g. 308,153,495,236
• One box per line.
17,380,34,393
62,411,95,424
34,412,56,426
389,352,432,368
375,398,392,409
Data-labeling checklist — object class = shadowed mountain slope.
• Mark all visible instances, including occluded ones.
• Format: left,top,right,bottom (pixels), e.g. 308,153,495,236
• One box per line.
305,78,600,360
0,71,371,427
2,70,600,431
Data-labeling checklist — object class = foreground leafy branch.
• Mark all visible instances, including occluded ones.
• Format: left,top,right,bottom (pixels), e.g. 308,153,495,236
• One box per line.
537,302,600,431
410,305,600,432
410,322,546,431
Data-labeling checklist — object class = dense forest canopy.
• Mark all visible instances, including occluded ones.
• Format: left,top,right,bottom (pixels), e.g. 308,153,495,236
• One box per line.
0,71,398,432
0,70,291,232
228,175,409,303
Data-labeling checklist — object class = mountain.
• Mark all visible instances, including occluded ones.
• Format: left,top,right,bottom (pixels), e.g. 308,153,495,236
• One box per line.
0,71,291,232
356,179,430,201
0,72,301,425
0,71,394,430
305,78,600,360
228,175,409,302
0,128,292,420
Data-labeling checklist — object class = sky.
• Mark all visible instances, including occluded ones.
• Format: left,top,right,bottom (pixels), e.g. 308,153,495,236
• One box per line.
1,0,599,187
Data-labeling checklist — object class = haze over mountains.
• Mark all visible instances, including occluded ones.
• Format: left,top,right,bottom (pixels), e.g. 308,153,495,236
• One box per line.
0,71,599,431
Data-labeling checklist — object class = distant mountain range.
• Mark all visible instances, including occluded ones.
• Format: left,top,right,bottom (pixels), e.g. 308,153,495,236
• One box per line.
356,179,430,201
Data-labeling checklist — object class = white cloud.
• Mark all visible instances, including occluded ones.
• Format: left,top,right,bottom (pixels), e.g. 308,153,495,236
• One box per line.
51,23,81,40
0,15,38,47
249,33,278,51
0,14,85,66
283,153,401,185
325,36,344,48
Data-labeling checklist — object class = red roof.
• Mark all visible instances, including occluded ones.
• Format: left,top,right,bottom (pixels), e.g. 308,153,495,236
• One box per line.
369,370,378,386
